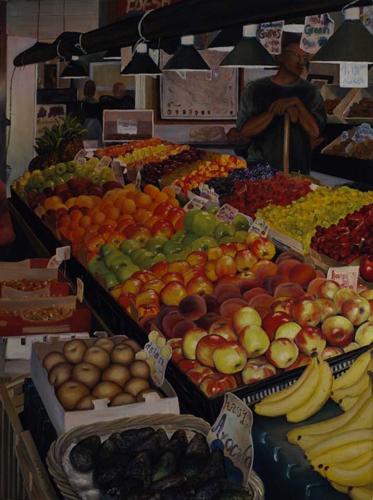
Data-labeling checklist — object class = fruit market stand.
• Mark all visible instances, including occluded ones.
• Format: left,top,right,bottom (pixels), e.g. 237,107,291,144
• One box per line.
2,133,372,499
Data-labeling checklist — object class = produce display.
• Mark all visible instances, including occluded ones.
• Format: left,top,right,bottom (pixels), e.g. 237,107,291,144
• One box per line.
257,186,373,252
68,428,253,499
323,124,373,160
286,350,373,497
95,138,165,159
42,337,160,410
347,97,373,118
311,204,373,263
222,173,312,219
324,98,341,115
118,142,190,170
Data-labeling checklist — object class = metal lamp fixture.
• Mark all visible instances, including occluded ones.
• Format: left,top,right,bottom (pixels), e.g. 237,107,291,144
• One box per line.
220,25,277,68
163,35,210,71
60,56,88,79
312,7,373,63
104,47,122,60
121,43,161,76
208,26,243,52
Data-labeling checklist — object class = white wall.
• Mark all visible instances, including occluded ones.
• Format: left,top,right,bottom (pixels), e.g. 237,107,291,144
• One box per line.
6,36,37,183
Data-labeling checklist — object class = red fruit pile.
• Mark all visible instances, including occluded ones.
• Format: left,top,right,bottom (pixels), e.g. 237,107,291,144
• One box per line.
311,204,373,263
222,173,312,218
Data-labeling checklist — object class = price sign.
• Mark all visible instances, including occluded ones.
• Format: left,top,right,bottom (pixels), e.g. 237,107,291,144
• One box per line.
184,193,209,211
56,246,71,262
199,183,220,205
135,170,142,190
76,278,84,303
257,21,284,55
73,149,87,165
208,392,254,486
250,218,269,237
300,14,334,54
216,203,239,223
340,63,368,88
137,331,172,387
111,160,126,185
97,156,112,168
327,266,359,291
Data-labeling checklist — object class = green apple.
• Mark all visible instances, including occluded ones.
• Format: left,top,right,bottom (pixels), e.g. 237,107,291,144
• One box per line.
191,211,217,237
219,235,237,244
87,255,102,274
100,243,117,257
116,264,139,282
102,272,120,289
146,236,168,254
132,249,152,266
191,236,218,251
162,240,184,257
107,254,133,272
184,209,201,233
44,179,55,190
170,230,186,244
233,214,251,231
55,163,67,176
120,239,142,255
182,233,199,247
134,250,154,268
66,162,76,173
62,172,74,182
148,253,167,266
168,250,188,262
214,222,235,240
233,231,248,243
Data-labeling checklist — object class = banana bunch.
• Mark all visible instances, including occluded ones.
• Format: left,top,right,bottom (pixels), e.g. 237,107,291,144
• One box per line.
254,357,333,423
286,350,373,497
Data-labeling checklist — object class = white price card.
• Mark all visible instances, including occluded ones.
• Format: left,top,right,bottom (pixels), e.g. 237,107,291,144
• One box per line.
216,203,239,223
184,193,209,211
76,278,84,303
137,331,172,387
208,392,254,486
111,160,126,186
73,149,87,165
97,156,112,168
340,63,368,88
250,218,269,237
135,170,142,190
56,246,71,262
327,266,359,291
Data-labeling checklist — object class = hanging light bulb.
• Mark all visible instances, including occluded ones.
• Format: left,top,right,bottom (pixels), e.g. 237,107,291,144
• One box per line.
163,35,210,71
121,43,161,76
220,25,277,68
60,56,88,79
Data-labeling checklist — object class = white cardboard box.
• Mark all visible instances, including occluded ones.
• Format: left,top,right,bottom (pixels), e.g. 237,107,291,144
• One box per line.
31,336,179,435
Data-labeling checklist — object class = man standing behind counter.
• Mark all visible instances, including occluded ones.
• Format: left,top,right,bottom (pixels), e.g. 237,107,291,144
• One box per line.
227,36,327,175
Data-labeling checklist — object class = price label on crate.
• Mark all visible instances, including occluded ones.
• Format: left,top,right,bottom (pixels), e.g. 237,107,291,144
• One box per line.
250,218,269,237
73,149,87,165
327,266,359,291
111,160,126,186
76,278,84,303
135,170,142,190
216,203,238,223
199,183,219,205
97,156,112,168
208,392,254,486
184,193,209,211
136,331,172,387
56,246,71,262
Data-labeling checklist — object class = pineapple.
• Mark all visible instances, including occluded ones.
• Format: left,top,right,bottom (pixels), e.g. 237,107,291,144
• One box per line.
29,115,86,171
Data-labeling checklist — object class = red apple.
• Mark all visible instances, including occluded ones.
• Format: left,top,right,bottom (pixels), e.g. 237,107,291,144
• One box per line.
182,327,208,359
186,276,214,296
291,299,322,327
169,338,184,363
186,364,215,385
274,321,302,340
150,261,169,278
233,306,262,333
235,249,257,272
208,319,237,341
162,272,184,285
199,373,237,397
341,297,371,326
315,298,337,321
241,359,276,384
360,255,373,282
295,326,326,356
284,353,311,371
321,315,354,347
195,334,227,368
178,359,198,372
160,282,187,306
249,237,276,260
266,339,299,368
271,297,295,316
239,325,270,358
262,312,291,340
212,342,247,374
207,247,223,261
186,251,208,267
317,280,340,300
321,346,344,360
334,288,357,312
215,255,237,278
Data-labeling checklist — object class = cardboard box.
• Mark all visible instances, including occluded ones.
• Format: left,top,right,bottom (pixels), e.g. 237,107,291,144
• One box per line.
343,88,373,124
31,337,180,435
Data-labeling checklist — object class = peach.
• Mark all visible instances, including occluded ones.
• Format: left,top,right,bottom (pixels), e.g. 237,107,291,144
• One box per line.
307,277,326,297
242,287,267,302
288,263,316,288
274,282,305,299
204,294,220,313
161,310,185,338
219,298,248,317
172,319,197,339
179,295,207,320
275,252,302,264
277,258,302,278
263,275,286,295
247,294,274,310
252,260,278,281
214,283,241,298
196,312,221,330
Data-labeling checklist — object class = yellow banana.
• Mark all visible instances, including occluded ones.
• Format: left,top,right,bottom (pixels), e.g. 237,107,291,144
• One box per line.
296,397,373,450
350,487,373,500
286,361,332,423
286,391,372,445
330,482,349,494
312,446,373,472
254,358,319,417
307,429,373,461
256,358,315,404
325,459,373,487
332,374,371,402
332,351,371,392
340,395,359,411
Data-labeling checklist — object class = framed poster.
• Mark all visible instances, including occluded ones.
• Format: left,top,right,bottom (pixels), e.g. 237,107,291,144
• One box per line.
103,109,154,142
160,50,239,120
35,104,66,138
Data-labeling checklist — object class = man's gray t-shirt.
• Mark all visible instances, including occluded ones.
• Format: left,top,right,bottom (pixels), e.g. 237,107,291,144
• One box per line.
236,77,326,174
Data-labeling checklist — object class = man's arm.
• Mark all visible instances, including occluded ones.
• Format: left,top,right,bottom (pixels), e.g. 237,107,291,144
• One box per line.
270,97,320,138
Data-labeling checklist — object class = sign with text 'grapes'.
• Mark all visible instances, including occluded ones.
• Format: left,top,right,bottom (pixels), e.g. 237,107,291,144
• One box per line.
208,392,254,486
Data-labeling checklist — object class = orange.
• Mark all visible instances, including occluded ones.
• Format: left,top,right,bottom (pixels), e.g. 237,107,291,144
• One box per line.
104,206,120,220
168,198,179,207
99,200,114,212
120,198,136,215
134,208,152,224
76,195,94,209
70,209,83,223
154,192,168,204
44,196,62,210
135,192,152,209
162,186,176,198
144,215,160,229
65,197,77,209
92,211,106,225
59,214,71,227
143,184,160,198
79,215,92,228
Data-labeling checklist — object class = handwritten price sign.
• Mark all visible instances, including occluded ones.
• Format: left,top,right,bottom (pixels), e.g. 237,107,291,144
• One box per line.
327,266,359,291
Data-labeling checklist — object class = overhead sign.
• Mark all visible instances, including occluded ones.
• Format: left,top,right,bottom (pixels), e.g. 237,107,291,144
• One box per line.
300,14,334,54
257,21,284,55
119,0,181,15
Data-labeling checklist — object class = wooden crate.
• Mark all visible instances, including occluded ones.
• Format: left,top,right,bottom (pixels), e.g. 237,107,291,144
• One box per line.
0,380,58,500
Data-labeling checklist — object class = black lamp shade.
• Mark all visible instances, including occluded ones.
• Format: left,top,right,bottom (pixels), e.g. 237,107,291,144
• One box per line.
60,60,88,79
121,52,161,75
163,45,210,71
104,47,121,60
208,27,243,50
313,20,373,63
221,37,277,68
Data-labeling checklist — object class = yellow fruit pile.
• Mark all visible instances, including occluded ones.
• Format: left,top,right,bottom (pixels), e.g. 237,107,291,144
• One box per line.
286,351,373,498
118,144,189,169
256,186,373,251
